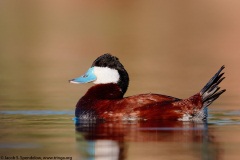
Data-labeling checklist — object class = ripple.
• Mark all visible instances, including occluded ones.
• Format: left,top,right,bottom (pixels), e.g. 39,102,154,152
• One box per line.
0,110,74,115
208,119,240,125
0,143,40,149
208,110,240,125
224,110,240,116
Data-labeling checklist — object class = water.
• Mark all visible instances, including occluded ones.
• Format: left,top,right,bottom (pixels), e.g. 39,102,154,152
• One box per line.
0,110,240,160
1,1,240,160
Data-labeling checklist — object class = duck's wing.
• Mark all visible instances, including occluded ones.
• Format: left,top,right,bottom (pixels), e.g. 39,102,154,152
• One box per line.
93,94,181,121
123,93,180,106
107,94,181,120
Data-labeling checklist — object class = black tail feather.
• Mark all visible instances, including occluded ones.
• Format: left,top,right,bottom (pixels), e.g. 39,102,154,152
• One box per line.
193,66,226,121
200,65,226,107
204,89,226,106
200,66,225,95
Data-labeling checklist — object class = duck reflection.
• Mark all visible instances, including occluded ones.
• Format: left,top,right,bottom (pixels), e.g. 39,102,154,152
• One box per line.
75,121,220,160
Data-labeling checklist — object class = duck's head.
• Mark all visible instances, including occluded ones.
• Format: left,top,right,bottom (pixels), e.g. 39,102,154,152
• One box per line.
70,53,129,95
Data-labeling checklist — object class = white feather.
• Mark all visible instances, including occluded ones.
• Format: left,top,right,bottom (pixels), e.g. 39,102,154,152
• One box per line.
178,113,193,121
93,67,120,84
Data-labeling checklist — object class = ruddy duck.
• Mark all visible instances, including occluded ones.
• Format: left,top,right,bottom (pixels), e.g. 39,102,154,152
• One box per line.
70,54,225,121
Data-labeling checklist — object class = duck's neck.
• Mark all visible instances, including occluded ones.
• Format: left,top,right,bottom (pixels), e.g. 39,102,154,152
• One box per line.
82,83,124,100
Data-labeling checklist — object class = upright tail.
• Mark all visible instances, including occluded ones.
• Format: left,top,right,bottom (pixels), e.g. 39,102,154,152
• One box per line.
200,65,226,107
193,66,226,121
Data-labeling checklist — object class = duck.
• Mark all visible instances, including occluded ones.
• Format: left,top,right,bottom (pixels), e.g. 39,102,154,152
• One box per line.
70,53,226,122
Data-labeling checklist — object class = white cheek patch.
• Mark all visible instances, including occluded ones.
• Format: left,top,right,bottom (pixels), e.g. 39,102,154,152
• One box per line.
93,66,120,84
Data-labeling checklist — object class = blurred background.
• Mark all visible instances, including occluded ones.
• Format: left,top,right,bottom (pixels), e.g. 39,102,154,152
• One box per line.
1,1,240,159
0,0,240,111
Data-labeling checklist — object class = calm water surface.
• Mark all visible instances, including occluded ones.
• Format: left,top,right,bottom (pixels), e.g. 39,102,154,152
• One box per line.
0,109,240,160
1,1,240,160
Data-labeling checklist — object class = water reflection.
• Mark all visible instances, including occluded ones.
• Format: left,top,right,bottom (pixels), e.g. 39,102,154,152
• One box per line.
75,121,220,160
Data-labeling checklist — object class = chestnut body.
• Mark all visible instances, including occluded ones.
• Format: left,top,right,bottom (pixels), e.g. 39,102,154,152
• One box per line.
76,83,203,121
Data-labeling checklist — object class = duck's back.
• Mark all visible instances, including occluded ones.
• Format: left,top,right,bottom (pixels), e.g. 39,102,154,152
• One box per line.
109,93,182,121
